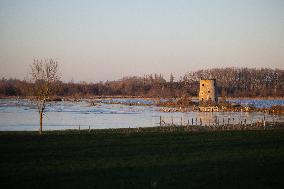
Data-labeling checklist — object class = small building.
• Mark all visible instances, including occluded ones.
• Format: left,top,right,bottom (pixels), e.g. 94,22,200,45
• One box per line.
199,79,218,103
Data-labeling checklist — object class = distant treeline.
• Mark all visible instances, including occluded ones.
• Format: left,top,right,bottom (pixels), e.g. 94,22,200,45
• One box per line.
0,68,283,98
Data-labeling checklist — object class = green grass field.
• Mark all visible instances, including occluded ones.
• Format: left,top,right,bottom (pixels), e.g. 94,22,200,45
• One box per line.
0,129,283,189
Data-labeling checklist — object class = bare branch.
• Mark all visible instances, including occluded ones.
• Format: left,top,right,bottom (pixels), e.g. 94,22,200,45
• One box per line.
29,58,61,134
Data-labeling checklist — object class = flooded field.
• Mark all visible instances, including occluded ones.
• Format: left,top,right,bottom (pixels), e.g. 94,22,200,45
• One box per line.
0,98,283,131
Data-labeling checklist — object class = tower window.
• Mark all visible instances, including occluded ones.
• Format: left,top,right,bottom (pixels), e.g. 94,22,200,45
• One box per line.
202,84,204,86
208,91,210,93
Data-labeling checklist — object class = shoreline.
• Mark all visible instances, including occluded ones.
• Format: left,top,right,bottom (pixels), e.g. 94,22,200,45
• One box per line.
1,95,284,100
1,121,283,133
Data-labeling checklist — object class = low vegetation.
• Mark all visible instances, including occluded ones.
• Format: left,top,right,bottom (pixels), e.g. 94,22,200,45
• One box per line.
0,129,283,189
268,105,284,115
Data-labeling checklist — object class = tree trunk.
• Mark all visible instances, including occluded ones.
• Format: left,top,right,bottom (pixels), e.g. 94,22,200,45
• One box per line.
39,111,43,134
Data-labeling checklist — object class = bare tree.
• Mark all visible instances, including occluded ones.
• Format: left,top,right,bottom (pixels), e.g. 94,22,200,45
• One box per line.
30,59,60,134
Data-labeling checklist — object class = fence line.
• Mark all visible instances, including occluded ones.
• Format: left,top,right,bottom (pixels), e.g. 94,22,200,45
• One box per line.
157,115,283,131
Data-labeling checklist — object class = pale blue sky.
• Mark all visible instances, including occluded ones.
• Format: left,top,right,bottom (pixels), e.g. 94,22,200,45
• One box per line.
0,0,283,82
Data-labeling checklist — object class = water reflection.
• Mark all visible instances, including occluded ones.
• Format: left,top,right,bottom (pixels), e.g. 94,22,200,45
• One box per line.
0,99,283,131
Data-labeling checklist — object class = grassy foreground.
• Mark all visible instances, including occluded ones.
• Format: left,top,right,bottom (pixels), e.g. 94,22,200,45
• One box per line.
0,129,284,189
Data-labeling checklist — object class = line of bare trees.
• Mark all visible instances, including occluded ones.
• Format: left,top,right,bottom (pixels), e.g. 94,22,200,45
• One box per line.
0,67,283,98
183,68,283,97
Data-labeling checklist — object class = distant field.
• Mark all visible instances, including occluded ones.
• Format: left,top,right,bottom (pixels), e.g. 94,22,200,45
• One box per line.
0,129,283,189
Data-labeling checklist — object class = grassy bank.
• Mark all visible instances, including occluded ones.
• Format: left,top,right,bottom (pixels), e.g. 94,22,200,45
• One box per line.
0,129,284,189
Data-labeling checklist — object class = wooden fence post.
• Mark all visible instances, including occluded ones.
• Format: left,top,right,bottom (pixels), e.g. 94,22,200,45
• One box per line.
263,118,266,130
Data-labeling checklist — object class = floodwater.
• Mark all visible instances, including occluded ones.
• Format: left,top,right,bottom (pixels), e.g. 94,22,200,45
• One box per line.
0,98,283,131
